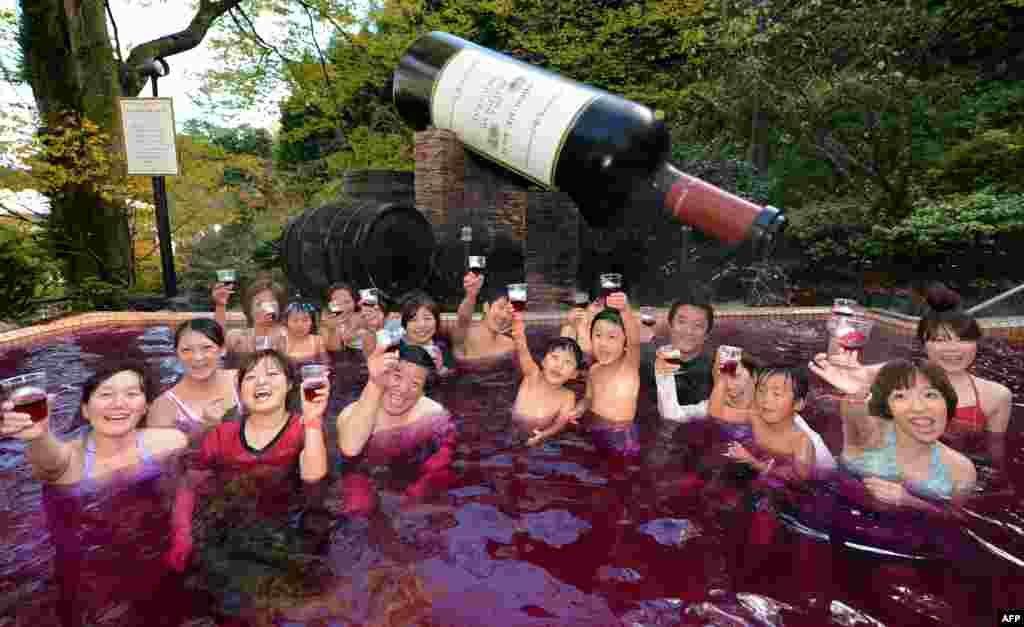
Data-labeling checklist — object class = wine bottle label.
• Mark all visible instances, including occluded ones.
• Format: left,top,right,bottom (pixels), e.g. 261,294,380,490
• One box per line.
431,48,599,187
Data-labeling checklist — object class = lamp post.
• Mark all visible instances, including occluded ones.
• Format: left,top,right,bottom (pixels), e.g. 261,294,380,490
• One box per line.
138,57,177,298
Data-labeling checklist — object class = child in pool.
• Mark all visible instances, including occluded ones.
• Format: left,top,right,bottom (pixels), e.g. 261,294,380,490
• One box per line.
560,296,604,358
575,293,642,441
510,312,585,446
724,366,817,481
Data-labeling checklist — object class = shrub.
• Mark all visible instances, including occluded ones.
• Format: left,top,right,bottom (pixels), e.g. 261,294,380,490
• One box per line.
0,221,58,320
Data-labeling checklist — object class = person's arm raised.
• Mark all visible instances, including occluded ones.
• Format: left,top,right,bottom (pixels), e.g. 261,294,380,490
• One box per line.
808,352,880,450
211,282,232,331
606,292,641,369
298,373,329,483
511,313,540,379
2,400,72,483
337,344,395,457
706,350,727,416
451,273,483,350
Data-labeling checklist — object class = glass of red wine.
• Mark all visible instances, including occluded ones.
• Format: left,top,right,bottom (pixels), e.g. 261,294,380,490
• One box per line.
359,288,381,307
300,365,329,402
468,256,487,279
599,273,623,304
216,269,238,292
376,323,405,352
657,344,684,366
508,283,528,312
827,315,875,367
826,298,860,333
639,306,657,328
717,345,743,375
2,372,48,423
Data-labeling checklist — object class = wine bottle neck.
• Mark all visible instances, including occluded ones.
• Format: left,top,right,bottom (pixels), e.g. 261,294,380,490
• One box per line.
651,161,784,258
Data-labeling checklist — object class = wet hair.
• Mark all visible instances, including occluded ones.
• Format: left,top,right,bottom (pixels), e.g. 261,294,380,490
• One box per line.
869,359,958,421
480,285,510,306
668,297,715,333
400,291,441,329
590,308,626,339
235,349,297,408
916,283,981,344
736,351,764,378
398,343,436,374
755,366,809,402
284,301,319,335
545,337,585,371
174,318,225,348
242,277,286,327
80,361,154,408
326,282,357,306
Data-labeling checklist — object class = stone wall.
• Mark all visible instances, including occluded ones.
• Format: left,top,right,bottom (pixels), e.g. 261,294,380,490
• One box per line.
414,129,580,309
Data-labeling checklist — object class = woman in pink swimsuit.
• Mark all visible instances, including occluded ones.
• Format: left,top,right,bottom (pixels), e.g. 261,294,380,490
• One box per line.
149,319,241,440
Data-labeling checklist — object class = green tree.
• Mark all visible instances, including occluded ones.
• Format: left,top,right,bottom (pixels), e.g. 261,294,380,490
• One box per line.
13,0,245,288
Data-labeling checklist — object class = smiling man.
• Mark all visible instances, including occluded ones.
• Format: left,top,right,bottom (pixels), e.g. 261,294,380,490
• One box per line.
649,296,716,420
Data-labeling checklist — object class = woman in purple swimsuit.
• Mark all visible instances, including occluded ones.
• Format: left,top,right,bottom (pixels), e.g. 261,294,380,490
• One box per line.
1,363,192,627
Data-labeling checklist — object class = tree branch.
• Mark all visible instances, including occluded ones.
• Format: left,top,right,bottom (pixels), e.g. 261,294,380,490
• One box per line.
105,0,123,66
121,0,245,96
301,3,332,89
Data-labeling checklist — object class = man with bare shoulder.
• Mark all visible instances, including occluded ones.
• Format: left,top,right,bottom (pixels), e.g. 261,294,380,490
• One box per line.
449,272,516,363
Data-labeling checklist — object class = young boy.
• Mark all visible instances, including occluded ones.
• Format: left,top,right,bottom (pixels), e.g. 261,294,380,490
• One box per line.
581,292,642,423
511,313,584,446
724,366,818,481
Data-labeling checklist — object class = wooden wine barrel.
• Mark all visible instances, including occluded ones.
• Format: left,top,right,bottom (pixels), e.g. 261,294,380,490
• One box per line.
282,199,436,300
343,170,415,203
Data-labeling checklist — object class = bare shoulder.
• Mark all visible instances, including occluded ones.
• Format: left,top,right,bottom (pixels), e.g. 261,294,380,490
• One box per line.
337,402,355,420
978,376,1012,400
142,427,188,450
937,443,977,486
220,369,239,392
416,396,447,417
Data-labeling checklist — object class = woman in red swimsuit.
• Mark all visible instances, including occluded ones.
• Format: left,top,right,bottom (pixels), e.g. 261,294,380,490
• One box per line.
165,349,330,625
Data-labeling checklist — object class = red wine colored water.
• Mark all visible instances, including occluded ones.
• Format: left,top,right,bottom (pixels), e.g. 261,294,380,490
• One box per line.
468,269,485,279
720,361,738,375
11,388,47,422
303,382,325,402
511,300,527,313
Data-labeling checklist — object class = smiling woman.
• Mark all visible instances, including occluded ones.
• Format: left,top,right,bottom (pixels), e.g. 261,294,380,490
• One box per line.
0,362,191,626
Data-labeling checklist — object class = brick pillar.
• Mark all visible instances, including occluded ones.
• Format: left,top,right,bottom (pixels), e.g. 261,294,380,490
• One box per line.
414,129,465,233
526,191,580,310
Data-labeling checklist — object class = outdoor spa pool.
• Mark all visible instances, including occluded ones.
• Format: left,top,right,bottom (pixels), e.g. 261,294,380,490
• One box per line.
1,316,1023,626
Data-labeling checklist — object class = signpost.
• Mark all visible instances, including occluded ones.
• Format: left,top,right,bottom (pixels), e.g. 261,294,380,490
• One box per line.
119,61,178,297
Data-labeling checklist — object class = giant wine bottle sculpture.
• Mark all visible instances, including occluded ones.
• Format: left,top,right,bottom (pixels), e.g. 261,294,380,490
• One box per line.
393,31,785,257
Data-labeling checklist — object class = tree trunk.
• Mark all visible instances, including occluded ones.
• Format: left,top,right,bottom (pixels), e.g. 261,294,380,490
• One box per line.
19,0,133,287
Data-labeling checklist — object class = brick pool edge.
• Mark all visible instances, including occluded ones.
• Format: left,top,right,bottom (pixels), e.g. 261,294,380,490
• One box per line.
1,308,1023,349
